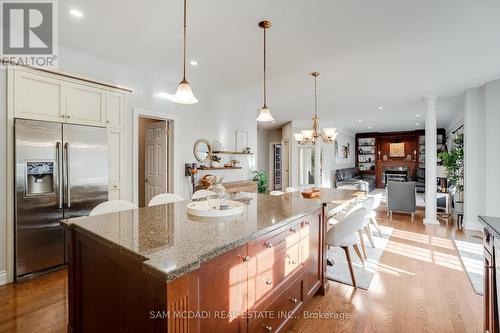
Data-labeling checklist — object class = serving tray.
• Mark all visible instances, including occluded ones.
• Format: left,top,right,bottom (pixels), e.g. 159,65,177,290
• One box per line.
187,200,245,218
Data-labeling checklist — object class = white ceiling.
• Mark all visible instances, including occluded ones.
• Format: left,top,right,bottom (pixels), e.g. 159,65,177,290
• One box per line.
60,0,500,132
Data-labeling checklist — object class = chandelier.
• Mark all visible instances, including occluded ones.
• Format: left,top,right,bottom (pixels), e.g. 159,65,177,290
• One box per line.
294,72,337,145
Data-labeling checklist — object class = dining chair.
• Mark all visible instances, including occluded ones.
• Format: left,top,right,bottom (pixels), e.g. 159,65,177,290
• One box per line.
360,196,376,249
329,202,368,260
366,193,383,236
192,189,216,200
148,193,185,207
326,207,368,289
284,187,299,193
89,200,138,216
269,190,285,196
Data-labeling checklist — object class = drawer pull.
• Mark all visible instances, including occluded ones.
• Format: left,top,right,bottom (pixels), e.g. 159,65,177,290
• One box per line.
289,297,298,304
242,256,250,262
264,241,273,248
291,260,297,265
263,325,272,332
303,221,310,226
265,279,272,285
290,227,298,233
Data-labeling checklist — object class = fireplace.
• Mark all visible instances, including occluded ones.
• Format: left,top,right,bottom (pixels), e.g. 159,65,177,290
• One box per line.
384,167,408,186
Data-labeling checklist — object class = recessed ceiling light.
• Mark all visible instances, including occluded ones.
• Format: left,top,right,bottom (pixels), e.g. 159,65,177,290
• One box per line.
416,123,420,126
190,60,198,66
377,106,384,110
368,126,372,129
358,119,363,122
69,9,83,18
416,114,421,117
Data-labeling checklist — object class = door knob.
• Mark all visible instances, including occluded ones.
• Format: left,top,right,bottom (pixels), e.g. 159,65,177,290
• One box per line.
263,325,272,332
289,297,298,304
242,256,250,262
145,178,149,183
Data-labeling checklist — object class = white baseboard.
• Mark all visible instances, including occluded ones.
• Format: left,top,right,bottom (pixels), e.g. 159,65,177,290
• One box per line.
0,271,7,286
423,218,439,225
463,220,483,231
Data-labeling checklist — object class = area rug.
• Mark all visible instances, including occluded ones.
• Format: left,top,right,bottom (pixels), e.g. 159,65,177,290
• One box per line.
326,225,393,290
454,239,484,295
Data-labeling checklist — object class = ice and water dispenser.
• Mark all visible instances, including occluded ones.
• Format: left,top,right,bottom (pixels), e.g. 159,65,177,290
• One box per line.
25,162,55,196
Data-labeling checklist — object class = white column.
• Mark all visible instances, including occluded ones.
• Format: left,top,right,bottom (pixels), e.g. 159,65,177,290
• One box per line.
314,141,322,187
424,96,439,224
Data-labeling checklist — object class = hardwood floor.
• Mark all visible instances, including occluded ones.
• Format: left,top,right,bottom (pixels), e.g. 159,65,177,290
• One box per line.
289,209,483,333
0,208,482,333
0,269,67,332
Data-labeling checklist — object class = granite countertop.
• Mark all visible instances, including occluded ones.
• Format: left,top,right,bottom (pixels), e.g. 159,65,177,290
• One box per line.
63,188,361,283
479,216,500,238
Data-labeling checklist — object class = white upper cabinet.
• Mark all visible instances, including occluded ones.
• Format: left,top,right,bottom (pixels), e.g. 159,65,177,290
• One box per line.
14,70,65,122
107,128,124,200
66,83,106,127
105,91,125,129
11,67,128,128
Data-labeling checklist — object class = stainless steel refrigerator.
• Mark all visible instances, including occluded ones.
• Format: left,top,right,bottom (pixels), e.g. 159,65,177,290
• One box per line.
15,119,108,281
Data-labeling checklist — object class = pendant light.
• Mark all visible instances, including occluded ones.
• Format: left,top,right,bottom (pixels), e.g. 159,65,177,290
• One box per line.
171,0,198,104
294,72,337,144
256,20,274,122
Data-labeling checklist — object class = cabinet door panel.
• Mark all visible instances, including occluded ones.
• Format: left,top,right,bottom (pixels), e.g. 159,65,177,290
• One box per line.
300,212,322,300
14,70,65,122
194,245,248,333
107,129,124,199
106,91,124,128
66,83,105,126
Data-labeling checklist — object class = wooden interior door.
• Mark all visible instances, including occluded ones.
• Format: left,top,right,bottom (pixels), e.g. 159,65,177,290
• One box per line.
144,122,168,205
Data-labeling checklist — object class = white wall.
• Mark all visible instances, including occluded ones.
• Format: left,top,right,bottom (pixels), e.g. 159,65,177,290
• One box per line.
484,80,500,217
0,45,257,278
463,79,500,229
464,86,487,230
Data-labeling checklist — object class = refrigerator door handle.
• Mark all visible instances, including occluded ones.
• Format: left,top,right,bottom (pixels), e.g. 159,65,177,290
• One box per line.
64,142,71,208
56,142,62,209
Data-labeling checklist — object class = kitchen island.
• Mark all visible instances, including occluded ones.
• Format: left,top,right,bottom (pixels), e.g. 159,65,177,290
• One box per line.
63,189,362,333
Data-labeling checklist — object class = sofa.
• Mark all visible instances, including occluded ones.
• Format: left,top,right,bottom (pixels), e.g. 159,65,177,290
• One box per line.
414,168,425,193
335,167,376,192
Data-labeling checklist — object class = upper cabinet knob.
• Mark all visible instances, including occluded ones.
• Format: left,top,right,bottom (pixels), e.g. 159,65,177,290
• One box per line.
264,241,273,248
242,256,250,262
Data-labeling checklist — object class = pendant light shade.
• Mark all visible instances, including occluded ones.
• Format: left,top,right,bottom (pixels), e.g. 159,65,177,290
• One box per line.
172,0,198,104
257,20,274,122
172,79,198,104
257,106,274,122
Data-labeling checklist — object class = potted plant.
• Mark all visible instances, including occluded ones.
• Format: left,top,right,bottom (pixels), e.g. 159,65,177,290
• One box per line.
438,133,464,212
210,155,222,168
252,170,268,194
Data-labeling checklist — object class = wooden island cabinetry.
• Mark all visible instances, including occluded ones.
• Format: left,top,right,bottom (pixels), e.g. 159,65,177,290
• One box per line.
65,190,358,333
166,209,324,333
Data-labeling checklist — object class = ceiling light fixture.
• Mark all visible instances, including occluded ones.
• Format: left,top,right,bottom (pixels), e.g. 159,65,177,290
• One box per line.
358,119,363,123
377,106,384,110
416,123,420,126
190,60,198,66
170,0,198,104
368,126,373,129
416,114,421,117
69,9,83,18
256,20,274,122
294,72,336,145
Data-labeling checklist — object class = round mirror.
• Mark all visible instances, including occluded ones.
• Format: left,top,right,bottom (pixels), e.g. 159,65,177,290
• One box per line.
193,139,212,163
